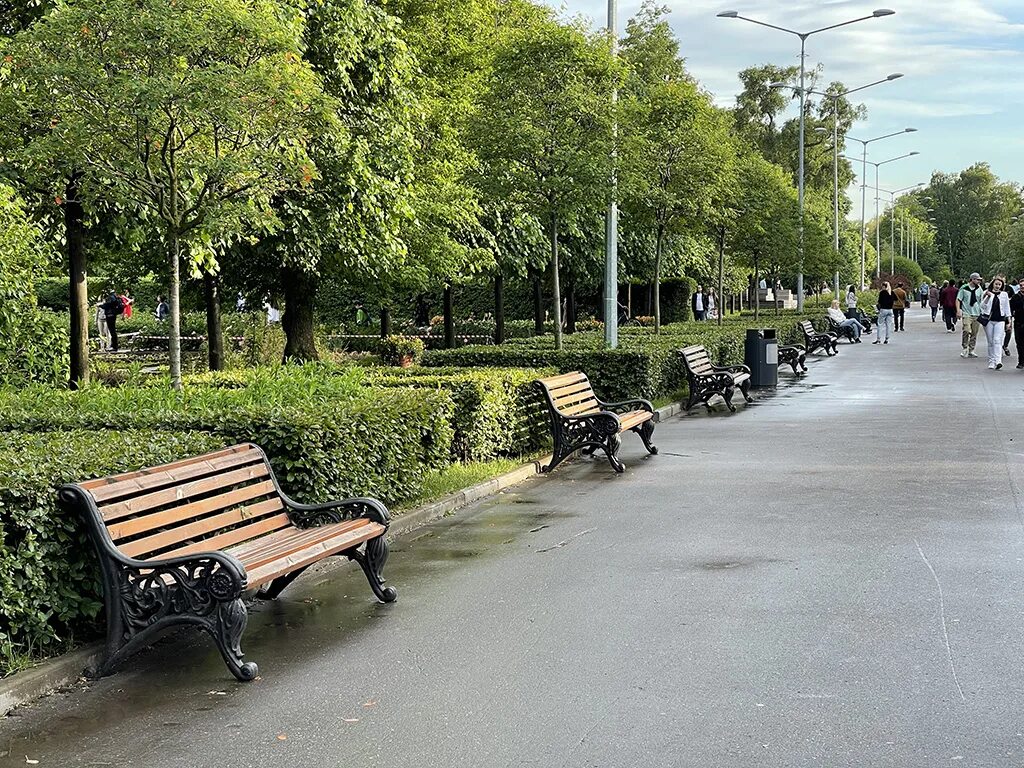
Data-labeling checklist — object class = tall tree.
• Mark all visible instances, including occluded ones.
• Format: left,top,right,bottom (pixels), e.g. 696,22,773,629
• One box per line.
8,0,326,387
473,14,618,350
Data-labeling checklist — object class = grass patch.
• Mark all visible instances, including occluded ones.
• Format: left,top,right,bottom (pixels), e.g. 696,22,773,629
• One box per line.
396,455,541,511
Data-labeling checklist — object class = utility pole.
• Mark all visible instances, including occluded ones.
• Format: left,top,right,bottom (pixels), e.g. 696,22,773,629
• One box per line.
603,0,619,349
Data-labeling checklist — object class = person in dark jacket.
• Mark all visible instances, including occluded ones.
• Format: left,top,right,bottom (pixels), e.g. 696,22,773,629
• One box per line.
873,282,895,344
100,292,123,352
939,280,959,332
1011,277,1024,368
691,285,707,321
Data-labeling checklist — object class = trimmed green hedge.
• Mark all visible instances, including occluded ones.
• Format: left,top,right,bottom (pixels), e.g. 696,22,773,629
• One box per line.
0,371,455,506
0,429,228,675
365,366,554,462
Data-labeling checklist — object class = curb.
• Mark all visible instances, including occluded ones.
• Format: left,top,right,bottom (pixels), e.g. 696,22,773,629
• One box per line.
0,402,683,716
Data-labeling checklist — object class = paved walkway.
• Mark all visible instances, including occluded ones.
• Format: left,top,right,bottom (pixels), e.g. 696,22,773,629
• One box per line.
4,308,1024,767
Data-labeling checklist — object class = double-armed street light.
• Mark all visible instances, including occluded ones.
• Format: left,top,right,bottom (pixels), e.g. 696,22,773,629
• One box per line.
717,8,896,310
846,129,917,286
788,73,904,296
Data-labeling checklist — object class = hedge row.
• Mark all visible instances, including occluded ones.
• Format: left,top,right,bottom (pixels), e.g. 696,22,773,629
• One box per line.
365,366,553,462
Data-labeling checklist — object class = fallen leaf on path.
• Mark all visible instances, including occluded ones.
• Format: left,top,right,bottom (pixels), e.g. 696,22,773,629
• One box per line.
342,718,360,723
277,734,288,741
26,758,39,765
362,700,377,708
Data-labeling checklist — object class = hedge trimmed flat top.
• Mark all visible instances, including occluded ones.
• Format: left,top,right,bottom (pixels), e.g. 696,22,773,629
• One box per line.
535,371,657,474
58,443,396,682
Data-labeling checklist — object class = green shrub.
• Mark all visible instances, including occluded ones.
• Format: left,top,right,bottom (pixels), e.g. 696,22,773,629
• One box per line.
379,335,425,366
365,366,553,461
0,371,455,506
0,429,228,674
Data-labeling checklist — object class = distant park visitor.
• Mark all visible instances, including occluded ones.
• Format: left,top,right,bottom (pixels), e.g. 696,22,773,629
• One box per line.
692,285,706,321
100,292,125,352
829,301,866,342
1011,277,1024,368
980,276,1010,370
958,273,984,358
928,283,940,322
873,282,895,345
892,282,908,332
940,280,959,332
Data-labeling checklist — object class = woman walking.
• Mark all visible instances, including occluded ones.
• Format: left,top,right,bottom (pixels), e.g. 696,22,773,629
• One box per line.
981,275,1011,370
873,282,895,344
928,283,940,322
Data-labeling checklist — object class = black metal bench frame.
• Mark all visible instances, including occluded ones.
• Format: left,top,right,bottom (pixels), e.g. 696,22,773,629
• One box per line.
58,444,396,682
535,372,657,474
826,316,858,343
679,344,753,413
799,320,839,356
778,345,808,374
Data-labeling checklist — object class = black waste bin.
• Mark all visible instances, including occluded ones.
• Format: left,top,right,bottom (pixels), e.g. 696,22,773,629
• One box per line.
744,328,778,388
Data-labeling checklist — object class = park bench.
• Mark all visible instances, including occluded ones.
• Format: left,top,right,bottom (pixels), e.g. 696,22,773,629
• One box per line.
535,371,657,474
798,320,839,356
57,444,396,682
679,344,753,413
778,344,808,375
825,315,858,343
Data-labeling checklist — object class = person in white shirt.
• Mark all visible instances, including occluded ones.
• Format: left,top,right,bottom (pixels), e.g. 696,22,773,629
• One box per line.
691,285,706,321
707,288,718,320
981,275,1011,370
828,301,866,342
845,285,858,314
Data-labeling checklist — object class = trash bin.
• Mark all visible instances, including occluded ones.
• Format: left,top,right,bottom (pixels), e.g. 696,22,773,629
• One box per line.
744,328,778,388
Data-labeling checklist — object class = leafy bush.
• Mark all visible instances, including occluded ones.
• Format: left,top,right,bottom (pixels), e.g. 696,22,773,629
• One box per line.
0,429,228,675
379,335,425,366
365,366,553,461
0,370,455,505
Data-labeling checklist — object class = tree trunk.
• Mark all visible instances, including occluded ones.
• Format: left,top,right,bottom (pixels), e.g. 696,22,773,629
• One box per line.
203,270,224,372
66,173,88,389
443,283,455,349
565,279,576,334
549,214,563,350
653,227,663,334
168,228,182,391
281,265,318,362
380,306,391,338
754,253,760,320
494,273,505,344
532,271,544,336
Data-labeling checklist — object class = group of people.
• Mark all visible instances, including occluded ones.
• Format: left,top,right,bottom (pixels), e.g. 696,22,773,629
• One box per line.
95,292,169,352
946,272,1024,370
691,285,718,321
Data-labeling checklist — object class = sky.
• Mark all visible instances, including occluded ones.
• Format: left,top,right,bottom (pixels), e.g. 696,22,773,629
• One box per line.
544,0,1024,221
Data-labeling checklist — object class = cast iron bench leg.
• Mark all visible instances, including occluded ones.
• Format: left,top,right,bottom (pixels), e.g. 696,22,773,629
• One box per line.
204,598,259,682
350,534,398,603
604,433,625,473
633,420,657,455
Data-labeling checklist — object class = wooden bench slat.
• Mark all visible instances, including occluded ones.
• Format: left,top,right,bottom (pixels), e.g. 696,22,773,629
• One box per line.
117,497,287,559
618,410,653,431
79,445,254,491
229,518,372,570
89,447,264,504
153,512,294,561
549,380,597,401
559,399,601,417
537,372,589,389
240,522,386,590
107,481,279,541
552,390,599,410
99,463,271,521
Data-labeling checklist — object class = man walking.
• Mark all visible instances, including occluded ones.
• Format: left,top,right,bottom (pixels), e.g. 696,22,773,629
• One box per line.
100,292,124,352
892,282,908,332
691,285,706,321
940,280,958,332
958,272,984,358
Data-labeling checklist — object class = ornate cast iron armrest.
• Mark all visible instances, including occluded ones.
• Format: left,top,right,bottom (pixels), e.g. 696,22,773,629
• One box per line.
561,410,622,435
284,496,391,528
708,371,736,389
596,398,655,415
713,364,751,376
118,550,248,601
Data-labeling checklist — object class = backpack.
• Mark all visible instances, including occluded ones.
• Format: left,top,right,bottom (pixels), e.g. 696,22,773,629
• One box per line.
119,296,132,318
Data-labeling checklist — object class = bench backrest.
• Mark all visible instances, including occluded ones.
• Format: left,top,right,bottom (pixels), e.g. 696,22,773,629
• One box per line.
73,444,290,562
680,345,714,377
798,320,817,336
535,371,600,416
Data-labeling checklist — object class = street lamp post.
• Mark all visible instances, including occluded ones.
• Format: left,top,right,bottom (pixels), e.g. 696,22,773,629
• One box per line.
604,0,618,349
797,75,903,298
717,8,896,310
846,129,917,287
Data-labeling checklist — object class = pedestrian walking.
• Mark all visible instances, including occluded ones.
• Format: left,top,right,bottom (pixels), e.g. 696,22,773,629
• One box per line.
829,301,866,342
845,284,858,318
95,303,111,351
1011,277,1024,368
919,282,929,308
691,285,707,321
155,295,169,321
707,288,718,320
940,280,958,332
892,282,909,332
980,275,1011,370
873,282,895,345
928,283,940,322
100,292,124,352
958,272,985,358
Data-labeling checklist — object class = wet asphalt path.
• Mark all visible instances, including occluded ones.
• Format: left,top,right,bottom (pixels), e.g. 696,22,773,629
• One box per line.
4,307,1024,767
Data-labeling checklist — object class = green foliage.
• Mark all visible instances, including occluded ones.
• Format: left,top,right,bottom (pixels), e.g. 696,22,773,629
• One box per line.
379,335,425,366
0,429,227,674
365,365,553,461
0,183,68,386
